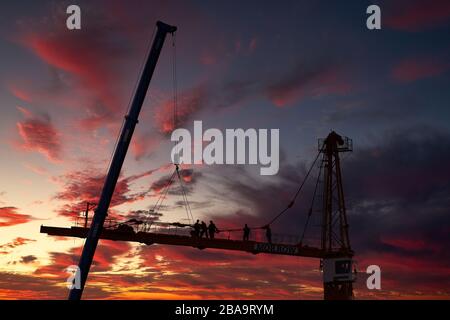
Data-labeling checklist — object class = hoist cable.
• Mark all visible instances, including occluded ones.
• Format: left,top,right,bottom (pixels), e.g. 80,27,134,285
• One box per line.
147,169,177,225
171,32,181,166
172,32,178,133
300,160,323,244
263,150,322,227
156,171,177,213
176,167,195,224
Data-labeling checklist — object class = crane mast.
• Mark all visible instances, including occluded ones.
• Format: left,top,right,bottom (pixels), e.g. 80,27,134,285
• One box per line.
319,131,355,300
68,21,177,300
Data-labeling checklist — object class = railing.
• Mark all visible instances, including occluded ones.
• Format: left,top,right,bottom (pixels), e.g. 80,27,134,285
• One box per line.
318,136,353,152
74,216,117,228
139,222,304,245
74,218,316,246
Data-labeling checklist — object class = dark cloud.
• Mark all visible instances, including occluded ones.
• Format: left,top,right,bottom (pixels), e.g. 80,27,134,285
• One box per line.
0,238,36,255
202,159,318,240
20,255,37,264
200,126,450,296
150,168,202,196
265,60,352,107
343,127,450,267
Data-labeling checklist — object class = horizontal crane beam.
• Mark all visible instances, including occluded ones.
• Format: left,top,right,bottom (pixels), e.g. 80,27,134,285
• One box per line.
40,226,350,259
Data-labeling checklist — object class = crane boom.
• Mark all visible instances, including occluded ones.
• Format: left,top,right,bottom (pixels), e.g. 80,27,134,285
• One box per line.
68,21,177,300
41,225,351,259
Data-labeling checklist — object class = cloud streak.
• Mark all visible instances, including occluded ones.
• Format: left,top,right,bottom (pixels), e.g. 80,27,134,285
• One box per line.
385,0,450,32
392,56,450,83
0,208,34,228
265,63,352,107
53,166,162,218
16,107,62,163
0,237,35,254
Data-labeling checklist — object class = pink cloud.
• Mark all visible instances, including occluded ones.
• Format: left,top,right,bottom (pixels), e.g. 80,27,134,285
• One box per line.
9,85,33,103
23,33,120,114
16,16,132,131
53,166,163,217
131,133,160,161
385,0,450,32
0,207,33,227
381,236,427,251
392,57,449,83
16,107,62,163
154,86,207,134
35,240,131,275
23,163,48,175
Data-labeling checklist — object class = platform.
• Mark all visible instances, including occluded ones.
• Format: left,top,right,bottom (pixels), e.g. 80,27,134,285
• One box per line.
40,225,349,259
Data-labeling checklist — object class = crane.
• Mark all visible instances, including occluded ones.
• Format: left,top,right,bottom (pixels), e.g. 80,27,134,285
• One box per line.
42,129,356,300
66,21,177,300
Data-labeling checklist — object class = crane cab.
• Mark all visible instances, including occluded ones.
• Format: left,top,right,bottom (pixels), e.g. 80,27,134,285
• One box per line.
322,257,356,283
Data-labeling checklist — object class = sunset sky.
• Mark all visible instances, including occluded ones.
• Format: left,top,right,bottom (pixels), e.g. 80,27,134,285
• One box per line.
0,0,449,299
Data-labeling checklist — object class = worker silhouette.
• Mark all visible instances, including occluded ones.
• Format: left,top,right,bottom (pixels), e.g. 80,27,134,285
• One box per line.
193,220,201,238
243,224,250,241
208,221,218,239
265,225,272,244
200,221,208,239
